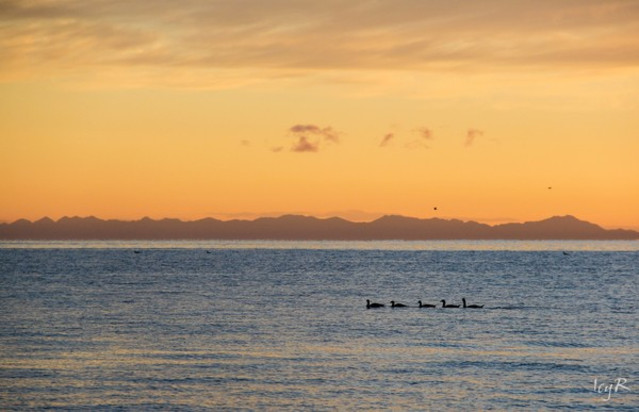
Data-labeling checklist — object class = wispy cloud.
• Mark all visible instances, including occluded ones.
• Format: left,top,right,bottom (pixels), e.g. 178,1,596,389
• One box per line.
2,1,638,87
404,127,434,148
465,129,484,147
382,127,434,149
379,133,394,147
290,124,340,143
414,127,433,140
291,136,319,153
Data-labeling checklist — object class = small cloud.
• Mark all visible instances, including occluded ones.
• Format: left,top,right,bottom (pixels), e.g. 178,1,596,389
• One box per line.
240,139,251,146
379,133,394,147
271,146,284,153
290,124,340,143
406,127,433,149
465,129,484,147
287,123,340,153
291,136,319,152
415,127,433,140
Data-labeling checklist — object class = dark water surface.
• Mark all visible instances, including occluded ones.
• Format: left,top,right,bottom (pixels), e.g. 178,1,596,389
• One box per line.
1,241,638,410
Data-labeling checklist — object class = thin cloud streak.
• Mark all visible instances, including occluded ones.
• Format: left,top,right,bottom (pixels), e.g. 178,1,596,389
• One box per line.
379,133,394,147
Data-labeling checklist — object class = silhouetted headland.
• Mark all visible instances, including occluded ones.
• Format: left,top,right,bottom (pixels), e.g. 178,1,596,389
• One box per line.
1,214,637,240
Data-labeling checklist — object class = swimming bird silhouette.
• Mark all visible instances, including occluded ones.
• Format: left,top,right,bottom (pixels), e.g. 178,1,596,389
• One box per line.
462,298,484,309
418,300,436,308
366,299,385,309
440,300,460,308
390,301,407,308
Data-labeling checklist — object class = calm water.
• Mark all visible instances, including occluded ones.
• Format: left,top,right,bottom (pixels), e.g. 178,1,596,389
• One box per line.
1,241,638,410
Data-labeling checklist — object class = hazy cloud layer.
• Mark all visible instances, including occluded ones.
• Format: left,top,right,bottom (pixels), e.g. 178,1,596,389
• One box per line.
2,0,638,86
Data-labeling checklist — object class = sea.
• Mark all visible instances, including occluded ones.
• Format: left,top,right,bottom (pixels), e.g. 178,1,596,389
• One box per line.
1,240,638,410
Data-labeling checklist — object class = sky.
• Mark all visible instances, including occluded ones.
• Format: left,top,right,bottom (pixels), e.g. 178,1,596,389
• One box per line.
1,0,638,229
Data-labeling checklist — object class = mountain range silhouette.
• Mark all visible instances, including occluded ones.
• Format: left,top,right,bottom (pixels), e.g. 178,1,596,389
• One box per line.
1,215,637,240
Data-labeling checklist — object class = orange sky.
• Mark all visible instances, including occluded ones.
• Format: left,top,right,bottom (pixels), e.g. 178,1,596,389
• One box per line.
1,1,638,229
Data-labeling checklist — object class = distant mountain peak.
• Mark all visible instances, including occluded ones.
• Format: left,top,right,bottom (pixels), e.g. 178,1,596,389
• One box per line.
374,214,420,223
542,215,581,222
34,217,54,224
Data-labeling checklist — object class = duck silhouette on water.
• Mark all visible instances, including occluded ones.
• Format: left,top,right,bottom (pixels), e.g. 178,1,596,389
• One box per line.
440,300,460,308
418,300,436,308
366,299,385,309
462,298,484,309
390,301,408,308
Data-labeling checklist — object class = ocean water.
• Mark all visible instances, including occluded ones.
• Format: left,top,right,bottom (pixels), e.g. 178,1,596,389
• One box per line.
1,241,638,410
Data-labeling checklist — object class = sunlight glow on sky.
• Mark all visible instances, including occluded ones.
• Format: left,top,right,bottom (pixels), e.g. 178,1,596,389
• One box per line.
1,0,638,228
